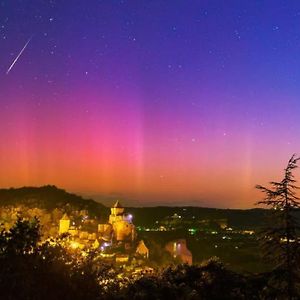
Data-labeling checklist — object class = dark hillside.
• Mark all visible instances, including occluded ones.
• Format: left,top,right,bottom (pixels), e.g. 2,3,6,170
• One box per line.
0,185,109,218
128,206,270,229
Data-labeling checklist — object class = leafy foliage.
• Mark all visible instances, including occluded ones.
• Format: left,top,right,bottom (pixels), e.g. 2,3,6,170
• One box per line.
111,259,264,300
0,217,104,300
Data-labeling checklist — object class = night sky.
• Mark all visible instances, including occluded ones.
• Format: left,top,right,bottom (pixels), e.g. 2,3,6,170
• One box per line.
1,1,300,208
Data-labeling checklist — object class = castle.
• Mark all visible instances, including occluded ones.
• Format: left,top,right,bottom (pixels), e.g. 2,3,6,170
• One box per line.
99,200,136,242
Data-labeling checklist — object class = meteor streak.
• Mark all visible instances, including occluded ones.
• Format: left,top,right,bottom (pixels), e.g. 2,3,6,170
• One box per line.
6,36,33,74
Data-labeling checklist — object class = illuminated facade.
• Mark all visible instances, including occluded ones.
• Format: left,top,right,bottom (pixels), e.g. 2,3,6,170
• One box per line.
100,200,136,242
59,213,70,234
136,240,149,258
165,239,192,265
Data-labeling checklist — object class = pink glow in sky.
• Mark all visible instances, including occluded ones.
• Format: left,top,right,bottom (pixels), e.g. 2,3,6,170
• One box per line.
1,1,300,207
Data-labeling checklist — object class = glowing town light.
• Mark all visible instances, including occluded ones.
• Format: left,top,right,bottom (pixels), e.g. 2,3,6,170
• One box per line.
70,241,79,249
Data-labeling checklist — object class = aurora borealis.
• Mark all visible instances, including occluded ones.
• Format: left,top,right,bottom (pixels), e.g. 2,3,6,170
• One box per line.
1,1,300,208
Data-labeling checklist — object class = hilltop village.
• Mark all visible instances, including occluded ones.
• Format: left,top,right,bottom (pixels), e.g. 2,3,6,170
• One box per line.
59,200,149,264
58,200,192,265
0,193,193,266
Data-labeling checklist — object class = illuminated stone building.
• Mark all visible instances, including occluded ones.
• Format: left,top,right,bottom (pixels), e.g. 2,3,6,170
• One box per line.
59,213,70,234
165,239,192,265
136,240,149,258
98,200,136,242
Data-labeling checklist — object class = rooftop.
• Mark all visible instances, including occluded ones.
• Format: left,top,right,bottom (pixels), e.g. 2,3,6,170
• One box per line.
113,200,123,208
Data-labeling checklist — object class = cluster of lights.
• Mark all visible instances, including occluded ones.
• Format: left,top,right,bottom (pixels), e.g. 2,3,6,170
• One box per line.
188,228,197,235
100,242,111,251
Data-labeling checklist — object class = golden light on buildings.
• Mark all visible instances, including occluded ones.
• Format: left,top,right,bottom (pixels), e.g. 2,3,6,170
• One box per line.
70,241,80,249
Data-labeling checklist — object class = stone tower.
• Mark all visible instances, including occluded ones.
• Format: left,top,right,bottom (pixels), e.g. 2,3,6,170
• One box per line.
111,200,124,215
59,213,70,234
109,200,124,224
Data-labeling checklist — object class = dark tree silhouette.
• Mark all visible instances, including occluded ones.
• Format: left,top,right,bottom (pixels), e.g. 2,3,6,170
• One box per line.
0,217,105,300
256,154,300,299
112,259,263,300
